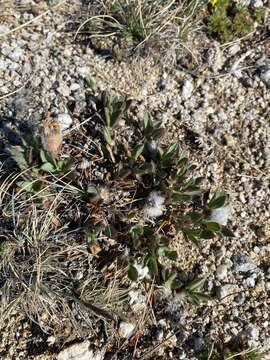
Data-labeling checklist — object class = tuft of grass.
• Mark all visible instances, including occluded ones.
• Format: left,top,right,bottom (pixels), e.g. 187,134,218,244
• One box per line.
199,344,262,360
75,0,204,59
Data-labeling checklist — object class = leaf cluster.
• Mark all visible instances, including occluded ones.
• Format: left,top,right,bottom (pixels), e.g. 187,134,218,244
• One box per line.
207,0,253,42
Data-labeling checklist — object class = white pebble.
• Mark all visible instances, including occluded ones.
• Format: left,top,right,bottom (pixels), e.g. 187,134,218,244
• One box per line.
57,113,73,131
210,205,230,225
119,322,135,338
181,80,194,100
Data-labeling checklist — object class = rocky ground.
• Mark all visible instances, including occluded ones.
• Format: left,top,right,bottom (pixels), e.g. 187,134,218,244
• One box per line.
0,1,269,359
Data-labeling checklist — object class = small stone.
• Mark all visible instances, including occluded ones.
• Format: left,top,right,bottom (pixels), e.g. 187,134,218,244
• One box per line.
70,83,81,91
216,265,228,280
181,80,194,100
232,252,257,273
57,84,70,97
57,113,73,131
239,192,246,204
57,341,104,360
228,44,240,56
78,66,90,78
251,0,263,7
8,48,24,62
119,321,135,338
0,24,9,34
216,284,236,300
260,66,270,86
244,325,259,343
210,205,230,225
245,274,257,287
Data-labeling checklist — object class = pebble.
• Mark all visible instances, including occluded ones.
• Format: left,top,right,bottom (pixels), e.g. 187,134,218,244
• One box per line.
216,264,228,280
232,252,257,273
210,205,230,226
244,324,259,344
217,284,236,300
0,24,9,34
57,113,73,131
260,66,270,86
57,341,105,360
118,321,135,338
8,47,24,62
181,80,194,100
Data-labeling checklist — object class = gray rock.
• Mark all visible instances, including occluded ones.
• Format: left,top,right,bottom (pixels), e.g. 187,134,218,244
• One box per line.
235,292,246,305
216,264,228,280
188,335,205,352
119,321,135,338
217,284,236,300
244,325,259,343
57,113,73,131
8,47,24,62
181,80,193,100
260,66,270,86
251,0,264,7
0,59,6,71
57,341,105,360
232,252,257,273
0,24,9,34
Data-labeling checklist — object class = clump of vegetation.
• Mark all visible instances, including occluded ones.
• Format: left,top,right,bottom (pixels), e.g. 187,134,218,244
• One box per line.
75,0,204,59
199,344,262,360
207,0,264,42
0,88,235,335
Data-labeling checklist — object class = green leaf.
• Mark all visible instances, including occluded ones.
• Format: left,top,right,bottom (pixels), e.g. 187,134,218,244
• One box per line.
103,127,113,145
40,149,48,163
40,149,56,167
131,144,144,161
17,180,33,191
185,278,205,291
104,225,114,238
164,249,177,261
200,229,215,239
204,221,221,231
32,180,43,193
143,113,150,131
183,212,202,223
183,228,201,245
208,191,227,209
127,264,138,281
164,272,181,290
135,162,155,176
130,225,144,248
220,226,234,237
144,254,158,276
161,144,178,162
84,229,97,243
148,256,158,276
10,146,28,170
40,162,56,172
87,185,98,196
117,167,132,179
85,76,97,92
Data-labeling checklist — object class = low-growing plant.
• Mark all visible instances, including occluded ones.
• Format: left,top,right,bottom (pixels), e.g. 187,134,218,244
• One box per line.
207,0,253,42
75,0,204,59
9,138,72,195
199,344,262,360
101,91,132,145
100,113,234,285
